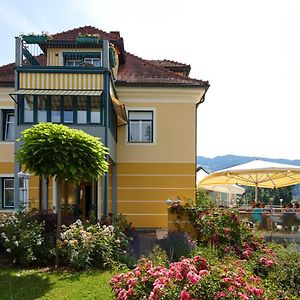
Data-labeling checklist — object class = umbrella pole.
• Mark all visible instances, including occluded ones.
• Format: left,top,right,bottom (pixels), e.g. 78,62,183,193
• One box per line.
255,184,258,203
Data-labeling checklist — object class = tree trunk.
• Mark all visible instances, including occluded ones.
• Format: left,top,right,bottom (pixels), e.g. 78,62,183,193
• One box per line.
55,178,62,267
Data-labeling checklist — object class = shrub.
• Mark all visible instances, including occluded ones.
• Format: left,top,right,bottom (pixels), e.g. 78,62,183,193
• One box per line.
158,232,195,262
59,220,128,269
0,211,46,265
263,245,300,299
110,255,279,300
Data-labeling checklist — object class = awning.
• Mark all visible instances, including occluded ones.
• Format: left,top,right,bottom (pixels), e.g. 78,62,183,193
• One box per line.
10,89,103,97
111,95,127,126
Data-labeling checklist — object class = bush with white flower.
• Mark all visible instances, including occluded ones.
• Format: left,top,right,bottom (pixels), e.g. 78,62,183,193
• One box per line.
59,220,128,269
0,211,45,265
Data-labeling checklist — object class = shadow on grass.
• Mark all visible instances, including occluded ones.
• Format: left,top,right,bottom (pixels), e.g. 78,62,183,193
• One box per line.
0,270,52,300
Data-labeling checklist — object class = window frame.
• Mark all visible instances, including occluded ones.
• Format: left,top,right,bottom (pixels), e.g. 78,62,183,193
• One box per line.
2,178,14,209
127,110,154,144
2,110,15,141
19,95,103,125
63,52,102,67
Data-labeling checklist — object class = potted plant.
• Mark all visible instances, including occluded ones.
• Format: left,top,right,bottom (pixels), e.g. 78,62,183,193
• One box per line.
76,33,100,44
21,31,51,44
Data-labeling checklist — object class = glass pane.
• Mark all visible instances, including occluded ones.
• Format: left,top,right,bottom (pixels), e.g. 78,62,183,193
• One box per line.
37,96,47,122
24,95,34,122
77,96,87,124
4,179,14,208
51,96,61,122
93,59,101,67
91,97,101,123
129,121,140,142
64,96,73,123
4,179,14,189
5,113,15,140
4,190,14,207
142,121,152,142
129,111,152,120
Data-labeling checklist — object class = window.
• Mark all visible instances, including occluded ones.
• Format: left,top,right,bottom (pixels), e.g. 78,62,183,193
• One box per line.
66,60,81,66
20,95,102,125
63,52,102,67
63,96,73,123
90,97,101,123
51,96,61,122
128,111,153,143
37,96,47,122
23,95,34,122
77,96,87,124
2,178,14,209
3,110,15,141
84,58,101,67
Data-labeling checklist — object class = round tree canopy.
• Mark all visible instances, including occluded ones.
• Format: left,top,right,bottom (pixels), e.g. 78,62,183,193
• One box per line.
17,123,109,182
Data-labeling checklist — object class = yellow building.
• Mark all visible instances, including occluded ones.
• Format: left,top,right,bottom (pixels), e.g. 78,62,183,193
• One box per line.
0,26,209,228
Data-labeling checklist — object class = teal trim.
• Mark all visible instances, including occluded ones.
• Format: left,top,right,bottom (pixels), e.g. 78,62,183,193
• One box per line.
33,95,38,123
22,47,39,66
72,96,77,124
16,66,109,74
86,96,91,123
46,96,51,121
60,96,64,123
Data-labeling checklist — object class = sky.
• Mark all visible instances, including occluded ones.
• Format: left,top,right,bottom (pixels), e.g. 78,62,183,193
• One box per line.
0,0,299,160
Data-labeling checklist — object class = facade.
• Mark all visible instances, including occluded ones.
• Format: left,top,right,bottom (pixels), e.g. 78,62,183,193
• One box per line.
0,26,209,228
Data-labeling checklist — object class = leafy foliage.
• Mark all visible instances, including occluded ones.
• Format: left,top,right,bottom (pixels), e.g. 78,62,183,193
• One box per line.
16,123,109,182
0,212,47,265
59,220,129,270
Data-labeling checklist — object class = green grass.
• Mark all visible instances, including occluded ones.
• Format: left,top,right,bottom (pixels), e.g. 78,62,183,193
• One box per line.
0,268,115,300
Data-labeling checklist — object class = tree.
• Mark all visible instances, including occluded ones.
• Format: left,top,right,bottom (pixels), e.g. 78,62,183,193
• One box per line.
16,122,109,266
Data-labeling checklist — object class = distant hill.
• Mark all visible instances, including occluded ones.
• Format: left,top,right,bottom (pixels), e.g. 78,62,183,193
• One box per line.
197,154,300,173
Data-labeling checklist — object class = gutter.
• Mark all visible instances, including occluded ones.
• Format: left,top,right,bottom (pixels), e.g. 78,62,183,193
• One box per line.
196,82,210,107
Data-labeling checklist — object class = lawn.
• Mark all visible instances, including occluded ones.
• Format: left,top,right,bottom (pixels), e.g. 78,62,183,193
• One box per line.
0,268,115,300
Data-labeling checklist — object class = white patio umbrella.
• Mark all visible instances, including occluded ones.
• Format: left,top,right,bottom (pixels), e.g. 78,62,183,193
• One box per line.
199,159,300,202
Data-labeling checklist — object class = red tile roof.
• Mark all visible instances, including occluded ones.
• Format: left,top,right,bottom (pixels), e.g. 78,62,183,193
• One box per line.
147,59,191,77
147,59,190,68
117,52,207,87
50,26,120,41
0,26,209,88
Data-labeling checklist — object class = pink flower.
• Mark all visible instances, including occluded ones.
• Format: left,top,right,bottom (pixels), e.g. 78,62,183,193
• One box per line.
181,290,191,300
218,291,227,298
187,271,201,284
228,286,235,292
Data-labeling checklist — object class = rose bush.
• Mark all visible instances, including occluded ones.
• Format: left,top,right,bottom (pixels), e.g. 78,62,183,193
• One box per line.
59,220,128,269
110,255,287,300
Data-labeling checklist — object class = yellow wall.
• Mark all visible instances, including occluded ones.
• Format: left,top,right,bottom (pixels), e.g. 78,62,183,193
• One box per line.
116,86,206,228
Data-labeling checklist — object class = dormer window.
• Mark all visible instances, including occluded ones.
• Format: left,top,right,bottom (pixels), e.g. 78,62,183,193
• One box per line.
63,52,102,67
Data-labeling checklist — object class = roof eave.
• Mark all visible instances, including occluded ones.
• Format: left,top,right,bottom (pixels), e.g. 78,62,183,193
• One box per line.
115,81,209,88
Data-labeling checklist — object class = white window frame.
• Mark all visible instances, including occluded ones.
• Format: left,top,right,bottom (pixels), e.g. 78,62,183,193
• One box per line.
65,59,82,66
84,57,101,67
125,107,156,145
3,178,14,209
3,111,15,141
